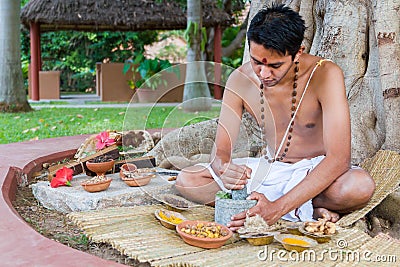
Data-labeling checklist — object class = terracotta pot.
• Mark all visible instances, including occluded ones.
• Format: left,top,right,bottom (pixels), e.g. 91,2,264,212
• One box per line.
119,163,138,179
176,220,233,249
86,159,115,176
81,178,112,193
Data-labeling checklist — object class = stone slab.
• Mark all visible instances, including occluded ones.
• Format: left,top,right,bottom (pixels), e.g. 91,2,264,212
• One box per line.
31,171,179,213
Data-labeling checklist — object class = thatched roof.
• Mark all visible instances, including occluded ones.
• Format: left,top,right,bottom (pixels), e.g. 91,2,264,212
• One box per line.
21,0,234,32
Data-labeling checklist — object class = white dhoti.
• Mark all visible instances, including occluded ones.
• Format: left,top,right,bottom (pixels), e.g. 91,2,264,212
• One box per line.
198,155,326,222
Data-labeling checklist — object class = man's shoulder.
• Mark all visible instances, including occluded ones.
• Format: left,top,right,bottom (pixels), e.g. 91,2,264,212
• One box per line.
228,62,256,86
233,61,253,77
302,54,341,72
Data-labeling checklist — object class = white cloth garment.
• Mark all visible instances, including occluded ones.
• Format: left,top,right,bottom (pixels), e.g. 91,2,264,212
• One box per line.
197,155,326,222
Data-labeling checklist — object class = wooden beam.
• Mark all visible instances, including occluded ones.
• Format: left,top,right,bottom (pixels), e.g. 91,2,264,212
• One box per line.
30,22,40,100
213,25,223,100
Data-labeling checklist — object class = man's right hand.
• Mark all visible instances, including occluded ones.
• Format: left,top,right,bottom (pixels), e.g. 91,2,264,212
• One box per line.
217,162,252,190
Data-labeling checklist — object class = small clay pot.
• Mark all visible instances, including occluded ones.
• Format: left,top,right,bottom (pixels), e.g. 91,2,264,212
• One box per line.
119,163,138,179
86,159,115,176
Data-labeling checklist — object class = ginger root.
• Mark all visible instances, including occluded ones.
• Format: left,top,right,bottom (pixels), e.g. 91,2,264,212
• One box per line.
304,218,336,236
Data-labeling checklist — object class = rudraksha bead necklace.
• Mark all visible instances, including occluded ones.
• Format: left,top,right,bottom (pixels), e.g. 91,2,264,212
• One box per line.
259,61,299,163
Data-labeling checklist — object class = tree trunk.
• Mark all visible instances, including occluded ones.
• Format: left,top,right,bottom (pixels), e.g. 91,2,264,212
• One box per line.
0,0,31,112
221,12,249,58
183,0,212,112
244,0,400,163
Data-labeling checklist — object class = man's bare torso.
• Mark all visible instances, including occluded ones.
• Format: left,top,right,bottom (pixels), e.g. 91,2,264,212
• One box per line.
232,54,328,163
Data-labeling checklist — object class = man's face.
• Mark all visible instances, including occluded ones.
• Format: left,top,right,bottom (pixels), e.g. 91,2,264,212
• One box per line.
249,42,294,88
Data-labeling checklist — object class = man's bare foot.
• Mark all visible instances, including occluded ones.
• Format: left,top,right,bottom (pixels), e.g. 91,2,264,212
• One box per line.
313,207,340,223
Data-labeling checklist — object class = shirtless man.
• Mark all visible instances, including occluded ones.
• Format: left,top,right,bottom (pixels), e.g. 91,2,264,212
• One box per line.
175,4,375,231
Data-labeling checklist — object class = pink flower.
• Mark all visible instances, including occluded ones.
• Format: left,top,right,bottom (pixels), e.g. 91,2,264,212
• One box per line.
95,131,116,150
51,167,73,188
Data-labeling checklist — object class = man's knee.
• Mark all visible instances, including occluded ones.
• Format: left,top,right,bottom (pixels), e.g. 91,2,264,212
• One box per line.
340,169,375,206
175,165,216,192
175,165,204,188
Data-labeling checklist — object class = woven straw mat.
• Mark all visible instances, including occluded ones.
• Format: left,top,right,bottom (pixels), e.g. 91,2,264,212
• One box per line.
68,205,399,267
338,150,400,227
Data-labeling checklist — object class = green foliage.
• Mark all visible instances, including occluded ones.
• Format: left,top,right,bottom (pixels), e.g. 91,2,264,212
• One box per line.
21,0,29,7
123,54,173,90
221,26,245,68
216,191,232,199
184,21,196,48
21,59,29,89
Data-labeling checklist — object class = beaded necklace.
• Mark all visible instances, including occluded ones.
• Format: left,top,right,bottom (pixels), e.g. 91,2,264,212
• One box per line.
259,61,299,163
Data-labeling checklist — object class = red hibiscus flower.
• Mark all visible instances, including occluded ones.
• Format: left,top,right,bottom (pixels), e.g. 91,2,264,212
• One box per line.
95,131,116,150
50,167,73,188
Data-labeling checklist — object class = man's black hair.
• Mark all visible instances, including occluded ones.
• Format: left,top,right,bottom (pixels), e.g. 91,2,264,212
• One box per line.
247,4,306,60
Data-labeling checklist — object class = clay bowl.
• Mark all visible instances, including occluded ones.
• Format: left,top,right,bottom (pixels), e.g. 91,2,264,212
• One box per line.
240,232,279,246
176,220,233,249
119,163,154,186
86,159,115,176
298,224,336,243
81,178,112,193
121,174,153,187
154,209,187,230
275,234,318,252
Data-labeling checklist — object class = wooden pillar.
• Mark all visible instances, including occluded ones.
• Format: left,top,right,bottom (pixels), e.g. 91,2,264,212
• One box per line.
38,33,42,70
30,22,40,100
213,25,223,100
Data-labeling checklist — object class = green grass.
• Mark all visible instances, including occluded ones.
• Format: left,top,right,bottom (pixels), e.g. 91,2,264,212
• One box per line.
0,106,220,144
29,101,70,106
